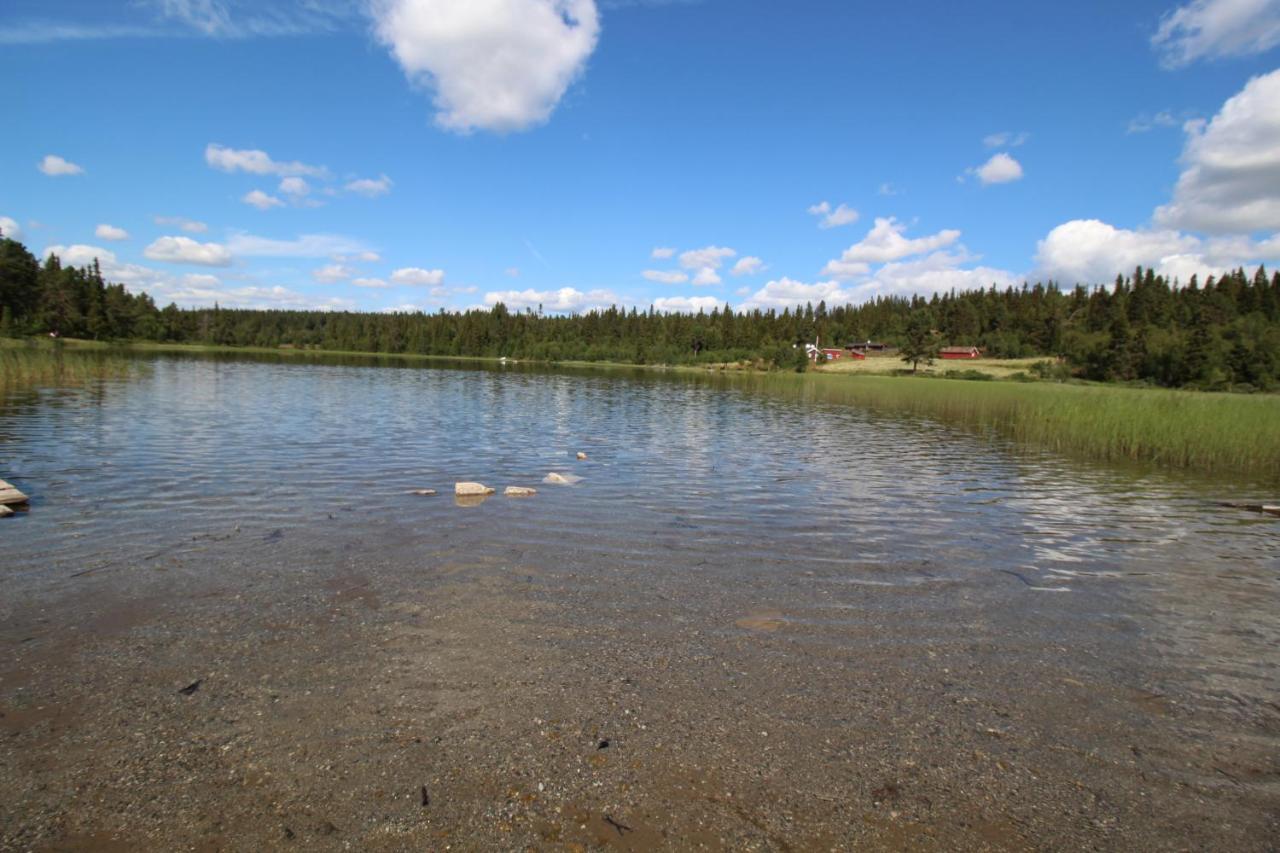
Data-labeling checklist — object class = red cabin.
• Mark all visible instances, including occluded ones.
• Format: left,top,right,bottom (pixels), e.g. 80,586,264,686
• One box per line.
820,348,845,361
940,346,981,360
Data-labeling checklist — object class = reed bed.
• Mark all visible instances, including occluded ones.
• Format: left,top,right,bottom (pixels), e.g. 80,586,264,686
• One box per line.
0,342,139,393
789,374,1280,480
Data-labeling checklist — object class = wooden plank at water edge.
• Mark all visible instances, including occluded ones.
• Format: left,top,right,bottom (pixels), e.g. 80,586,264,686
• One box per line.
0,479,29,506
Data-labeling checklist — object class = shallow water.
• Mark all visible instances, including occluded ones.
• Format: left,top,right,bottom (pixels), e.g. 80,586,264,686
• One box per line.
2,354,1278,848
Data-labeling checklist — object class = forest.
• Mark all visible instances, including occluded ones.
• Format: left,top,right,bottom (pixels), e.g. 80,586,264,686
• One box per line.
2,235,1278,391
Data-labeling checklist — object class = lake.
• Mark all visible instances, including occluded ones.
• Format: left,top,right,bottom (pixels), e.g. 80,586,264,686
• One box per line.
2,353,1278,850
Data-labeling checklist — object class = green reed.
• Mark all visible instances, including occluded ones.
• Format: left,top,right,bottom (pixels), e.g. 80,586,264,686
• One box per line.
0,340,139,393
760,373,1280,480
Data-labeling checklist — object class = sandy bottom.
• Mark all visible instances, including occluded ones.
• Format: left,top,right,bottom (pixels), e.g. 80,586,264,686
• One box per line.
1,526,1277,851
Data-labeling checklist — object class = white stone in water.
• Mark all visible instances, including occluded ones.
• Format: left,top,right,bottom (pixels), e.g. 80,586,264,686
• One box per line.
504,486,537,497
576,451,588,460
455,482,495,496
542,472,583,485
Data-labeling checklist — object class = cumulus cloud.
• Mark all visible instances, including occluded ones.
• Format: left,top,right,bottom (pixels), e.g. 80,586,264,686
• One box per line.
144,235,233,266
369,0,601,133
38,154,84,176
679,245,736,270
652,296,721,313
154,215,208,233
651,246,675,259
821,217,961,279
313,263,357,283
242,189,285,210
731,256,765,276
738,278,857,312
1,216,23,239
1034,218,1280,284
279,176,310,197
95,223,129,241
692,268,721,286
390,266,446,286
1154,69,1280,232
205,143,327,177
643,269,689,284
807,201,860,229
483,286,616,313
969,152,1024,185
353,277,391,288
1152,0,1280,68
226,232,373,258
345,174,393,197
983,131,1029,148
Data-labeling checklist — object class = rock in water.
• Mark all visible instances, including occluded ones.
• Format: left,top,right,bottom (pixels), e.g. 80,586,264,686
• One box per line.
504,486,537,497
406,489,437,496
0,505,12,518
543,472,583,485
455,482,495,496
576,451,588,460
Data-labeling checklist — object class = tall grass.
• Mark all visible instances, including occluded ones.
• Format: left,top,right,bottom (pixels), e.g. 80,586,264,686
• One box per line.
757,373,1280,480
0,340,139,393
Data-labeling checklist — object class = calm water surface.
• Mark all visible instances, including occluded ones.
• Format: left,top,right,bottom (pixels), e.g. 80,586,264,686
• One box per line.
2,354,1278,720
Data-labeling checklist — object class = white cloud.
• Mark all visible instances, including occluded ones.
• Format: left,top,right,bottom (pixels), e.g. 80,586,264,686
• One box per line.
505,266,520,277
651,246,675,259
1127,110,1181,134
154,215,208,233
652,296,721,313
822,217,961,278
356,251,381,262
807,201,860,229
969,152,1024,185
226,232,373,258
679,245,735,270
1,216,23,239
642,269,689,284
1155,69,1280,233
731,256,765,276
983,131,1029,148
738,278,857,312
143,235,233,266
38,154,84,176
242,189,285,210
878,182,899,196
147,0,356,38
369,0,601,133
279,176,310,197
390,266,446,286
1034,218,1280,283
691,267,721,286
205,143,327,177
353,277,391,288
1152,0,1280,68
94,223,129,241
313,263,357,283
483,286,616,313
345,174,393,197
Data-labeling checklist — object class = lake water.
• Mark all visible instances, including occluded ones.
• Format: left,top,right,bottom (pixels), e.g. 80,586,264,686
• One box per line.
2,354,1278,849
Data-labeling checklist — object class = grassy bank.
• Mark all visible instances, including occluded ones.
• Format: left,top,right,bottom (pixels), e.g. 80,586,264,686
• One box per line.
816,354,1046,379
0,339,140,393
794,373,1280,479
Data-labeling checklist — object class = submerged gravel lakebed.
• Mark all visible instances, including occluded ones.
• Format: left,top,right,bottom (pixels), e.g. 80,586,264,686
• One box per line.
1,357,1278,850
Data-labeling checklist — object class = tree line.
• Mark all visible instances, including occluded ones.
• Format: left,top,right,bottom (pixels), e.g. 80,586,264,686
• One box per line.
2,235,1279,390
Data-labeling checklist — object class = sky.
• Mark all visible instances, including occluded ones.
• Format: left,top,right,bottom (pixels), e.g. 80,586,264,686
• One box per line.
3,0,1280,315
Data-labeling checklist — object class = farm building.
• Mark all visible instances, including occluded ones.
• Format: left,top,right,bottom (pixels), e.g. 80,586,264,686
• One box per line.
821,348,845,361
940,346,981,360
847,340,890,353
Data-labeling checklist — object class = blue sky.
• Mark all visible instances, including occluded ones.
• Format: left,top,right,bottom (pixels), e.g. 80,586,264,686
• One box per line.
3,0,1280,314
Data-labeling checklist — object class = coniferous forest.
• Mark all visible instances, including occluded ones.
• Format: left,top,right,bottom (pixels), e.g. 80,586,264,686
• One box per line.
2,235,1279,391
